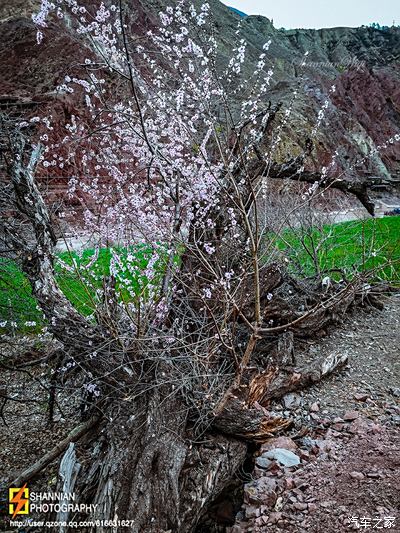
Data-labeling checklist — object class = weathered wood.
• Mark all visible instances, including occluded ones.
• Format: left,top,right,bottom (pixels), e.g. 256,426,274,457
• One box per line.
273,331,295,366
212,396,291,440
9,134,130,389
74,389,247,533
261,351,349,402
252,137,376,215
57,443,81,532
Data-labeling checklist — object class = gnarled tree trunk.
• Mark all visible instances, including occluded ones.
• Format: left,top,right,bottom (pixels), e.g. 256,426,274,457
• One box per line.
5,131,380,533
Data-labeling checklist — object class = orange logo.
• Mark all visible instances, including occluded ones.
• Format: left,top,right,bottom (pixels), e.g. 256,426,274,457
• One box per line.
9,484,29,518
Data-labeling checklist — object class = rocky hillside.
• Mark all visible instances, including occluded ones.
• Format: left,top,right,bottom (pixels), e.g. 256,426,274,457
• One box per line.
1,0,399,212
207,0,400,184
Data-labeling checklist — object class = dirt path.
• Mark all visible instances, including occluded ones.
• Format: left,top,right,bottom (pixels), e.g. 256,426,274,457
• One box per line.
230,294,400,533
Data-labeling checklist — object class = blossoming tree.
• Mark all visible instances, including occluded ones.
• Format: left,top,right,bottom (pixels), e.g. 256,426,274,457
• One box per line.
1,1,395,531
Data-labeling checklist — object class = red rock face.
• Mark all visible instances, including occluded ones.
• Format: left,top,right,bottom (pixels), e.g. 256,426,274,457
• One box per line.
332,67,400,175
0,0,399,219
0,13,105,225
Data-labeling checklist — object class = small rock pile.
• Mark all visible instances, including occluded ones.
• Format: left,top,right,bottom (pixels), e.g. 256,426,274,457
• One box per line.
228,435,334,531
229,412,399,532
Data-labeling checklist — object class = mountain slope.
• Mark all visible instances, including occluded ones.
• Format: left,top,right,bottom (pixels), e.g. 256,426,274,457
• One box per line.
0,0,399,209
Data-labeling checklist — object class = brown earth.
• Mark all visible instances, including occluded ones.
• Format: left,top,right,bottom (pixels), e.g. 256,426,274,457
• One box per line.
230,294,400,533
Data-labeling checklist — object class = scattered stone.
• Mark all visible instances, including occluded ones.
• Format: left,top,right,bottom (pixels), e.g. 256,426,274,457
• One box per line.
320,501,334,508
299,449,310,461
310,402,320,412
316,439,335,452
332,423,345,431
274,496,284,511
366,472,381,479
261,436,297,453
293,502,308,511
389,387,400,398
296,481,309,491
264,448,301,468
228,297,400,533
299,437,318,449
255,515,269,526
285,477,296,489
268,461,283,476
292,489,304,501
391,415,400,426
343,410,359,421
354,392,369,401
243,485,258,505
350,471,365,480
282,393,302,409
348,417,371,434
244,477,277,507
255,456,272,469
376,505,390,515
245,505,260,519
267,512,282,524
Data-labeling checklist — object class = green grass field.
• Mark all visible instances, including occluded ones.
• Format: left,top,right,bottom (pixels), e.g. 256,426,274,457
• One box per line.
0,244,169,333
274,216,400,281
1,217,399,333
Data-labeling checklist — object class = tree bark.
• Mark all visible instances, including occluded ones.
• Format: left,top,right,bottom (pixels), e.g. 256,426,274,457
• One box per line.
71,391,247,533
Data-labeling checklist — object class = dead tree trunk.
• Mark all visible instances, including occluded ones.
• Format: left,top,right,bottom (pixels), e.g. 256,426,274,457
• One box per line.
54,388,247,533
5,135,246,531
6,134,251,532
